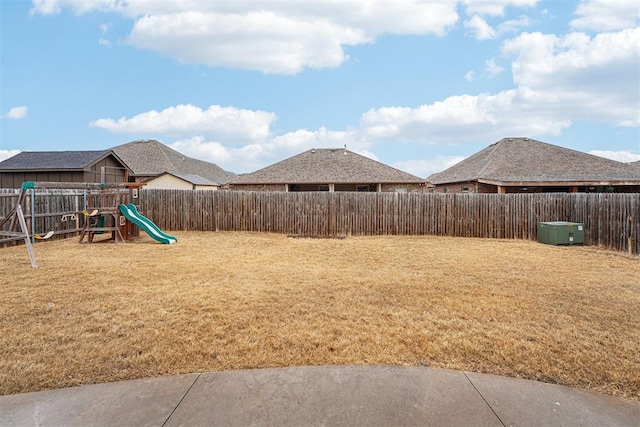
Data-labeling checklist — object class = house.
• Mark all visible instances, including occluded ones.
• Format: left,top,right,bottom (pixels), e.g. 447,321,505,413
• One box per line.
230,148,427,192
0,150,129,188
426,137,640,193
143,172,220,190
111,139,236,186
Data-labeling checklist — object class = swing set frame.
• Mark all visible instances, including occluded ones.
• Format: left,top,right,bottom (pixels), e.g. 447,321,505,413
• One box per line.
0,181,140,267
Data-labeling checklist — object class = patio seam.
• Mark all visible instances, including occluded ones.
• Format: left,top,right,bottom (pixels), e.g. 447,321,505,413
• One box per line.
162,373,201,427
463,371,506,427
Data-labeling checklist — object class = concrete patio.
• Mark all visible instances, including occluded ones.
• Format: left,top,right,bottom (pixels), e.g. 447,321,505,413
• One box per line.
1,366,638,426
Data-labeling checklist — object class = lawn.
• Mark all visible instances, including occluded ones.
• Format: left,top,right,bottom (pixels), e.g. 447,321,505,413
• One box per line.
1,232,638,400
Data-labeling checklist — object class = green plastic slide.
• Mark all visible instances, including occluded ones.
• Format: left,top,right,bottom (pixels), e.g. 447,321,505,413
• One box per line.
118,204,177,244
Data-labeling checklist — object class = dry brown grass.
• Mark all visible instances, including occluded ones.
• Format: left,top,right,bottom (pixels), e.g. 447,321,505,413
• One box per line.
1,232,639,400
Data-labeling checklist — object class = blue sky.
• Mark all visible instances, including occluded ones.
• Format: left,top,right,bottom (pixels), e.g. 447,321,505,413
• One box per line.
1,0,639,176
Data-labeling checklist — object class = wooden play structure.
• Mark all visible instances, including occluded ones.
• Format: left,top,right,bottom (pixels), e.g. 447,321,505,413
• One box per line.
0,189,38,267
0,181,143,267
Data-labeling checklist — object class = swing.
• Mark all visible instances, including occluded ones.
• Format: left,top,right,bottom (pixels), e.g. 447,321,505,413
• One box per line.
31,188,56,242
34,230,54,240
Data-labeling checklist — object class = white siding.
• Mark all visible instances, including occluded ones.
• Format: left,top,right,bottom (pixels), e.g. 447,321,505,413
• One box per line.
194,184,218,190
145,174,193,190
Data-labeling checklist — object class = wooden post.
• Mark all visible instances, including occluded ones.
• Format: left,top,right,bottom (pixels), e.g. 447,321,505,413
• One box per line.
16,205,37,268
629,216,634,255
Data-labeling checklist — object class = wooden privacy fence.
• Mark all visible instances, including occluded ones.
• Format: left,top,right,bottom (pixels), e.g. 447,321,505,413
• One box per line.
0,188,88,245
139,190,640,255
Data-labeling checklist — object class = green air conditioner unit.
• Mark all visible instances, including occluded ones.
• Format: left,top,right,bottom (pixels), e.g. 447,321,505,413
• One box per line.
537,222,585,246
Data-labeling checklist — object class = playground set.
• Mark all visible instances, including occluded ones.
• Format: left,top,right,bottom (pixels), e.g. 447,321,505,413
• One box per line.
0,181,176,267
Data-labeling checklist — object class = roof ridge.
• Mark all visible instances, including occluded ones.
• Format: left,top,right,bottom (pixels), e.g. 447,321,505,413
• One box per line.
475,139,503,178
232,147,424,184
155,141,179,171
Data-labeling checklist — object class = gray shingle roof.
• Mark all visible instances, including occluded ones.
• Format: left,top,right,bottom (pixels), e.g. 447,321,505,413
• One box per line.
427,137,640,184
164,172,219,186
111,140,236,185
0,150,112,170
231,148,424,184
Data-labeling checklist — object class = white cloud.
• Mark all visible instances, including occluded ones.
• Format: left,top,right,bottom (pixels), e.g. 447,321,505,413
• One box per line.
359,25,640,144
91,104,276,142
272,127,367,151
0,150,21,162
464,14,531,40
5,106,28,120
589,150,640,163
464,15,497,40
167,125,464,176
31,0,460,74
79,1,638,172
462,0,539,17
393,156,467,178
360,89,572,144
92,102,377,172
127,11,369,74
497,15,531,34
169,127,373,173
99,22,112,46
170,137,234,164
502,28,640,126
570,0,640,32
464,70,475,82
485,58,504,76
30,0,119,15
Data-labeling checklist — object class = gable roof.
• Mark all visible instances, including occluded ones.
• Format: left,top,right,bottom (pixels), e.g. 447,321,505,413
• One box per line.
111,140,236,184
427,137,640,185
0,150,117,171
151,172,219,186
231,148,424,184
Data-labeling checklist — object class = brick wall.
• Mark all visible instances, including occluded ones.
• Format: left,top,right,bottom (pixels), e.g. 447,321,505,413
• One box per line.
379,183,426,193
230,184,287,191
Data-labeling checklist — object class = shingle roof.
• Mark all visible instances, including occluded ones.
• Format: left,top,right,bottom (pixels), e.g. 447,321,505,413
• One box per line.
163,172,219,186
427,137,640,184
111,140,236,184
0,150,112,170
231,148,424,184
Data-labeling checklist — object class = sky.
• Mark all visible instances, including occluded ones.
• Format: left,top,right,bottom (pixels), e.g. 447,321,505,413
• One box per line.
1,0,639,177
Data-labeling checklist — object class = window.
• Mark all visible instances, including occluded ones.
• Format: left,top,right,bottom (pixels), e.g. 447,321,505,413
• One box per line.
461,186,469,193
318,184,329,191
395,188,407,193
356,185,369,192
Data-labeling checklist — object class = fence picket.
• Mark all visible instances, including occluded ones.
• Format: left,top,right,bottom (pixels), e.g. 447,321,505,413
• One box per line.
3,189,638,255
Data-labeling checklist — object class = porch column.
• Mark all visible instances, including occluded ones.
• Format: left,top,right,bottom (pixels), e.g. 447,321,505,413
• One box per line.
329,183,335,192
497,186,506,194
